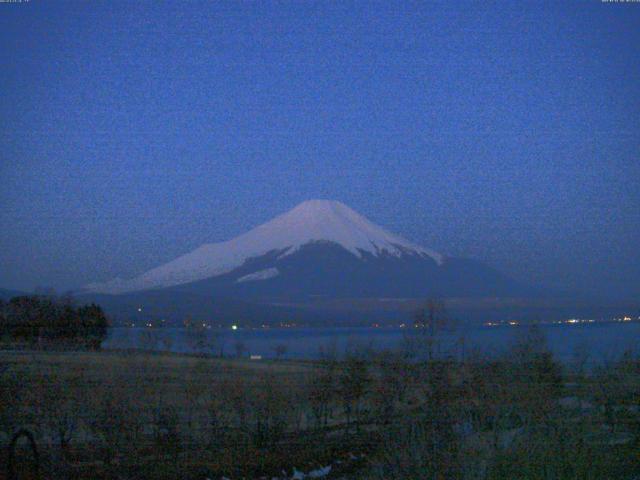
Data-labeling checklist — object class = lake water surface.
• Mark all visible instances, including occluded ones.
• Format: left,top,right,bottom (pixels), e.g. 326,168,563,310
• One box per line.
104,322,640,364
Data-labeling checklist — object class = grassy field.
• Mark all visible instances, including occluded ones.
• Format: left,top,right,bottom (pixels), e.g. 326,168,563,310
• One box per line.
0,350,372,479
2,348,315,382
1,339,639,480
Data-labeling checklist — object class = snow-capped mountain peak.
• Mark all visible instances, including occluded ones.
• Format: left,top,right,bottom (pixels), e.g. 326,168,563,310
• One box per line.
266,199,441,260
85,199,443,294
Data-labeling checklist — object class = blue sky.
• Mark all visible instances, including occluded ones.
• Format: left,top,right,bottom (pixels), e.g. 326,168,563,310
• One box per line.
1,1,639,299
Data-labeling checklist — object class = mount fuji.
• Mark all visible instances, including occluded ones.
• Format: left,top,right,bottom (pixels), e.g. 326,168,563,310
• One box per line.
83,200,542,323
86,199,444,295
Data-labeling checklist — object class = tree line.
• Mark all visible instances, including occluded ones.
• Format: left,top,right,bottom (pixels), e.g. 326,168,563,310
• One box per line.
0,295,108,349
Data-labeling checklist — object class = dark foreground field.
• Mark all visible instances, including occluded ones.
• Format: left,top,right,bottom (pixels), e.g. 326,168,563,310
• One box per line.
1,331,639,479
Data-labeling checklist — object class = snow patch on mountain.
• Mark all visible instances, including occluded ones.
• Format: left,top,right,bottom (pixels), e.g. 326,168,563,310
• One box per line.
85,199,443,294
236,267,280,283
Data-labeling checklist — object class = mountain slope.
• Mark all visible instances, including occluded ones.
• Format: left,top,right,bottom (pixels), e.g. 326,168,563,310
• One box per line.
169,242,535,301
86,200,443,294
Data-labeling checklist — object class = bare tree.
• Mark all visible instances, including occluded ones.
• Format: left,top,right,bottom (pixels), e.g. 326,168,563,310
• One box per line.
307,359,337,430
139,325,159,351
150,396,181,461
89,375,144,465
161,332,173,352
38,371,82,454
339,353,369,433
182,359,209,437
185,322,208,355
273,343,288,360
593,349,639,434
508,324,562,430
208,330,226,358
206,383,234,449
0,359,22,437
234,340,246,358
372,350,410,423
249,373,291,448
405,298,451,361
